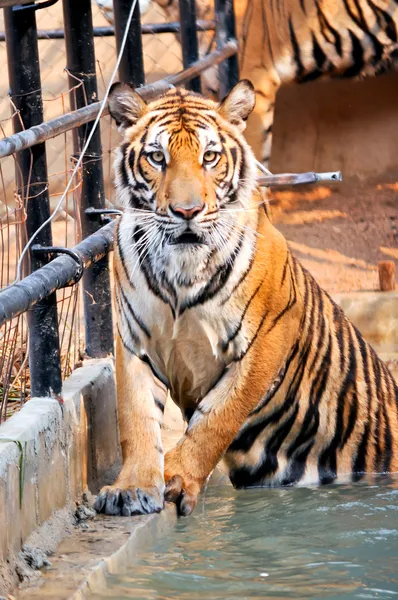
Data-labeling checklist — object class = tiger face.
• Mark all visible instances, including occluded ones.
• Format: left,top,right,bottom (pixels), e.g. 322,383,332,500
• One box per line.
109,81,257,286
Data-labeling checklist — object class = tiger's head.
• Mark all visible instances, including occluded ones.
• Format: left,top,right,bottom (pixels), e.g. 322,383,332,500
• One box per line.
109,80,259,288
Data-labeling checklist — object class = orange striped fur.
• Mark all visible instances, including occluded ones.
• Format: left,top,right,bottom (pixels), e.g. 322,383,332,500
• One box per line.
94,81,398,517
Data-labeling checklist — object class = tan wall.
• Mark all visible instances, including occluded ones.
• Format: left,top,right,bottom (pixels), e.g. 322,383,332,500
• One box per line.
270,72,398,182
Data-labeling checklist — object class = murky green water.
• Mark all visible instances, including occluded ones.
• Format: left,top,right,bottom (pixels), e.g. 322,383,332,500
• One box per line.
90,479,398,600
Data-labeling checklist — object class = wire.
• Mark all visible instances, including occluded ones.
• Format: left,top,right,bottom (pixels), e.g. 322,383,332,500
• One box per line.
255,160,272,176
11,0,139,286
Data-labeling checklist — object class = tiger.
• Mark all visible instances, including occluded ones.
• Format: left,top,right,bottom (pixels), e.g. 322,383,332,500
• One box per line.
151,0,398,165
94,79,398,518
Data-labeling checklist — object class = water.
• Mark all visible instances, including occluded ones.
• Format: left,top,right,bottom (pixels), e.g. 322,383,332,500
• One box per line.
89,479,398,600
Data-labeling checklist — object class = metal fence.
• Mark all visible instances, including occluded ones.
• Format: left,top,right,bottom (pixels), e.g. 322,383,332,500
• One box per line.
0,0,239,421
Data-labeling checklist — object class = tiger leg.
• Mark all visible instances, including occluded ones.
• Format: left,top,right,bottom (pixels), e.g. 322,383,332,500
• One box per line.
95,335,167,516
164,318,295,515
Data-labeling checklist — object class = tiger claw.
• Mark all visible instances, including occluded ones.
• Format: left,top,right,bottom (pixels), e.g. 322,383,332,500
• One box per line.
95,484,164,516
164,475,199,516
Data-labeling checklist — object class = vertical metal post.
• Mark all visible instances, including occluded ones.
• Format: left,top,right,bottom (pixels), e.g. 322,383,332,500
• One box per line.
178,0,201,93
4,5,62,398
113,0,145,87
214,0,239,98
63,0,114,358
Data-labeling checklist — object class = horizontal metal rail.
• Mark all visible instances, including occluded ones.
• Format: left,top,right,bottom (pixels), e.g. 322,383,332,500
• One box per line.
258,171,343,187
0,40,237,159
0,221,116,327
0,20,216,41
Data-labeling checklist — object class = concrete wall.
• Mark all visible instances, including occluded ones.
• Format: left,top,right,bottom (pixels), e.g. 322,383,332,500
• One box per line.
270,72,398,182
0,359,119,565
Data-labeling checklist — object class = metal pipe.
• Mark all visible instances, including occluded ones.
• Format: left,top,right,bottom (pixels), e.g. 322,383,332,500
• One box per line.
113,0,145,87
257,171,343,187
4,4,62,398
0,222,116,327
0,20,217,41
0,41,238,159
178,0,201,93
214,0,239,98
63,0,114,358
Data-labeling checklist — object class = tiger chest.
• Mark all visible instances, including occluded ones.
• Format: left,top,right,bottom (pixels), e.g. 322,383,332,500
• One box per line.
119,289,237,409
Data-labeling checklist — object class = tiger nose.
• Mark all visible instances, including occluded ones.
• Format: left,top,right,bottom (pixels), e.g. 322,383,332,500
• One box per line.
170,203,204,220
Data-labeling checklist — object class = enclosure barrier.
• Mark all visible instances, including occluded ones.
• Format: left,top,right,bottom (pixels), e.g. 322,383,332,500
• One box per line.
0,0,341,417
0,0,240,411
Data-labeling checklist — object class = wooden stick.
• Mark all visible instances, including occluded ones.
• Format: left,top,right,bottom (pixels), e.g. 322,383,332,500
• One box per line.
378,261,396,291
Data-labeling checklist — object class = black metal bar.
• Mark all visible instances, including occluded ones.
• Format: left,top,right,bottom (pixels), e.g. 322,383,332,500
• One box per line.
0,41,238,159
113,0,145,87
178,0,201,93
31,245,84,285
12,0,59,12
4,4,62,398
214,0,239,98
0,222,116,327
63,0,114,358
0,20,217,41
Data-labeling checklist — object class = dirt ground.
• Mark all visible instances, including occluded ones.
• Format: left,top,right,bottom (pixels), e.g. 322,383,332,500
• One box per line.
269,180,397,293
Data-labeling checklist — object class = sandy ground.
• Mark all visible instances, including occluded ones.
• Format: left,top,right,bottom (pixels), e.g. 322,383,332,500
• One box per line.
269,180,397,293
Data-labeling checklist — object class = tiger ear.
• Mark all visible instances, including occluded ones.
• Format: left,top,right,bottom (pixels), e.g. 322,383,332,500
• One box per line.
217,80,256,131
108,82,148,130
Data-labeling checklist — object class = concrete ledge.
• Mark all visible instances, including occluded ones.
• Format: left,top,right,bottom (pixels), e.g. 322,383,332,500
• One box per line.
0,358,120,594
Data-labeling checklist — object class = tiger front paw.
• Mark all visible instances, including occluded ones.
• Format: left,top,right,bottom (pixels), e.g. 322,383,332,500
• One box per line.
164,450,202,516
94,482,164,517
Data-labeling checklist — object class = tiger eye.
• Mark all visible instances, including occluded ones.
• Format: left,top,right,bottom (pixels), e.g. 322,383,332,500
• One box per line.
149,151,165,165
203,150,218,163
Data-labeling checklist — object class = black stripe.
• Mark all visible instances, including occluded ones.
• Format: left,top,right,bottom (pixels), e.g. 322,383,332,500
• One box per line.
180,230,245,313
229,404,300,488
119,143,130,188
339,325,358,450
382,401,392,473
289,17,305,79
222,248,256,303
250,337,301,416
368,0,397,42
132,227,175,315
343,30,364,77
316,2,343,56
352,332,372,479
154,398,165,413
128,148,136,172
280,255,289,286
117,226,135,288
119,282,151,339
116,292,140,346
312,31,327,66
140,354,168,388
264,265,297,337
231,324,312,453
117,322,137,356
222,277,265,351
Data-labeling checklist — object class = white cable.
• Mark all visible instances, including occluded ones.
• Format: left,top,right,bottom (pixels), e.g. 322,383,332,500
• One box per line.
255,159,272,176
12,0,139,286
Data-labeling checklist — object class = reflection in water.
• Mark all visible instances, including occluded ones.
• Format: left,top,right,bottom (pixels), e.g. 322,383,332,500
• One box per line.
89,479,398,600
